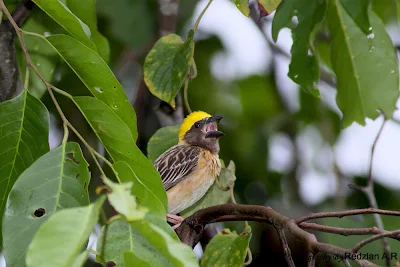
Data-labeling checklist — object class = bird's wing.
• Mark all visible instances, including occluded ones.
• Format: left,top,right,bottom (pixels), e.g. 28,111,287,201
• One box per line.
154,145,201,191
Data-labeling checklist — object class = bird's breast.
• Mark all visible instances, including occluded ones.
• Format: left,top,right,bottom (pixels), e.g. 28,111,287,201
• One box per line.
167,150,221,214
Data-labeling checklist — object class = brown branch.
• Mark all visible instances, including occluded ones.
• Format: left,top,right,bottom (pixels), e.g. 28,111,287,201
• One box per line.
295,208,400,224
353,230,400,253
274,226,295,267
300,222,400,241
175,204,394,266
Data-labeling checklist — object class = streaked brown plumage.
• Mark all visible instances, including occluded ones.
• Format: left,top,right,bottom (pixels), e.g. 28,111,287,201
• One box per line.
153,111,223,214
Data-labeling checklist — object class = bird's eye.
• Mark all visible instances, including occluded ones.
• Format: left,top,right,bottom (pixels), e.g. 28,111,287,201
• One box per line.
194,122,200,128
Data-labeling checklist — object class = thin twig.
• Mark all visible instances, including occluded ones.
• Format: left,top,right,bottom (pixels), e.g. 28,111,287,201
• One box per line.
295,208,400,224
299,222,400,240
274,226,295,267
348,118,391,266
342,259,351,267
352,229,400,253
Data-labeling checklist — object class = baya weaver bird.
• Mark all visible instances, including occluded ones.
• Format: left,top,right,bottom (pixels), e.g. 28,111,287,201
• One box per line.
154,111,224,215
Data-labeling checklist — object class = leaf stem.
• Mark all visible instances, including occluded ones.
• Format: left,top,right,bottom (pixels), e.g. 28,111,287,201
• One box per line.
183,78,192,113
193,0,213,32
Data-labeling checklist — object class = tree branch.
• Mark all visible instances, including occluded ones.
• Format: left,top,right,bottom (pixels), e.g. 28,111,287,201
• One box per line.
175,204,399,266
353,230,400,253
300,222,400,241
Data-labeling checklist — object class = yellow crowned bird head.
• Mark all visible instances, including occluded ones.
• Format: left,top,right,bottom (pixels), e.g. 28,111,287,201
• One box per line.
178,111,224,154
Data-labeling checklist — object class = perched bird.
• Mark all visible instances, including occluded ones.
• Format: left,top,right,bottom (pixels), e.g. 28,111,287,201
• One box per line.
154,111,224,214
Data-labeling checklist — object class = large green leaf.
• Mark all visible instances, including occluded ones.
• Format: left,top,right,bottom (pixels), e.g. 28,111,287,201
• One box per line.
340,0,371,34
181,161,236,218
97,218,198,267
2,142,90,267
144,31,195,108
113,161,166,217
328,1,399,126
26,33,137,140
73,96,167,215
201,225,252,267
0,90,49,245
147,125,179,163
103,177,147,221
32,0,96,50
67,0,110,61
26,197,105,267
272,0,326,96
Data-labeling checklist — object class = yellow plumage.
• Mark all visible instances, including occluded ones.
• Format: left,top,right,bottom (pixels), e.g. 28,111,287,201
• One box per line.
178,111,211,139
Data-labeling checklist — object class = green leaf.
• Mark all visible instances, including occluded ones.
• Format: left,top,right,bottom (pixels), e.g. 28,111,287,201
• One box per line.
201,225,252,267
272,0,326,96
28,54,56,99
26,197,105,267
2,142,90,267
147,125,179,162
32,0,96,50
42,34,137,140
73,96,167,215
67,0,110,61
114,161,166,217
340,0,371,34
97,218,198,267
103,176,147,221
328,1,399,126
235,0,250,17
181,161,236,218
0,90,49,245
257,0,282,16
72,251,89,267
144,31,195,108
124,251,151,267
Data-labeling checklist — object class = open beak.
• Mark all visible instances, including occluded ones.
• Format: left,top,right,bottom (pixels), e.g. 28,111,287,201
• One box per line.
205,115,224,138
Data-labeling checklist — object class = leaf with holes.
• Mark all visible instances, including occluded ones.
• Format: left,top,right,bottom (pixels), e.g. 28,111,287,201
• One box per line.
29,33,137,140
97,218,198,267
26,197,104,267
0,90,49,246
144,31,195,108
272,0,326,96
201,225,252,267
32,0,96,50
258,0,282,17
328,1,399,126
103,177,147,221
235,0,250,17
147,125,179,163
340,0,371,34
181,161,236,218
73,96,167,216
2,142,90,267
